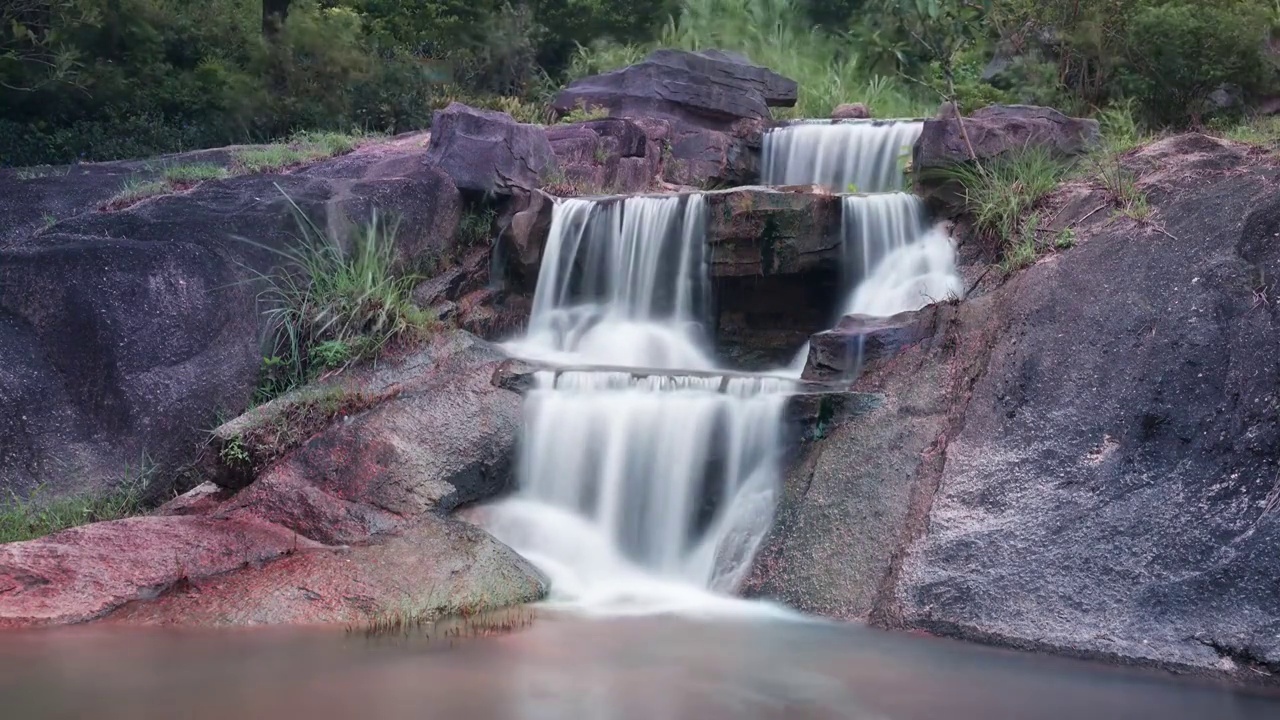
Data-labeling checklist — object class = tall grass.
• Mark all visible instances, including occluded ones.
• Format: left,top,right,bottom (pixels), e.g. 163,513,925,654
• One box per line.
569,0,931,119
1,462,153,544
242,188,433,393
933,147,1071,243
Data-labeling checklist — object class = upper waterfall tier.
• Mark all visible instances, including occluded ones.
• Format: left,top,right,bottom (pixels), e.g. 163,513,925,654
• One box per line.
761,120,924,193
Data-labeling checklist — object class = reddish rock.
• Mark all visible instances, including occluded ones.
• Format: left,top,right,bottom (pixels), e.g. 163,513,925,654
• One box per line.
0,515,319,627
832,103,871,120
106,518,546,626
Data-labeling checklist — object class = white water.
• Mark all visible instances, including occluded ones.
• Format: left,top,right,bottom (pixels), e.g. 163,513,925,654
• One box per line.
490,194,794,617
762,120,923,192
840,193,963,316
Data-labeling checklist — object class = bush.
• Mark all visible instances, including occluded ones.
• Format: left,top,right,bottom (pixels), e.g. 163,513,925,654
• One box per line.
244,188,434,397
1120,1,1273,127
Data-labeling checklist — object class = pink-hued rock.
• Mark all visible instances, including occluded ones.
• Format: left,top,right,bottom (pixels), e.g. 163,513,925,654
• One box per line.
0,515,318,627
106,518,545,626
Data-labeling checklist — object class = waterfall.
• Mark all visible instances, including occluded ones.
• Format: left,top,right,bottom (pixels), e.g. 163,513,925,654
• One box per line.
489,194,793,615
840,193,962,316
761,120,923,192
762,119,961,319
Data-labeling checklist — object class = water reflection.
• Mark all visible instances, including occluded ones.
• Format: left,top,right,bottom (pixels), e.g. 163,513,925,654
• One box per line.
1,615,1276,719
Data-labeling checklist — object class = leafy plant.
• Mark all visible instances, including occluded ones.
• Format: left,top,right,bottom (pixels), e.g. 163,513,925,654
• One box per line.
1054,227,1076,250
219,436,251,467
559,100,609,124
456,206,498,251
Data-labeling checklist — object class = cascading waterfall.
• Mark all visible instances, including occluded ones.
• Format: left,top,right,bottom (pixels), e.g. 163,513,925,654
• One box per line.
762,118,961,319
761,120,924,192
489,194,792,615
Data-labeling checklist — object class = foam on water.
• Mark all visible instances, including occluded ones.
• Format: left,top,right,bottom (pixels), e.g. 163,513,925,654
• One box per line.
490,194,794,617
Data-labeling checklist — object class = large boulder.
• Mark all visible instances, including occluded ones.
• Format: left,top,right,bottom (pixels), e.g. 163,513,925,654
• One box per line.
545,117,658,195
552,51,796,188
0,331,547,627
914,104,1100,173
425,103,557,196
749,135,1280,685
553,49,797,128
0,138,462,500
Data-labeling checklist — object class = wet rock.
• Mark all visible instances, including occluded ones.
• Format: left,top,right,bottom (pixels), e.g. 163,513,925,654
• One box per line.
704,186,843,276
497,188,555,293
425,103,557,196
106,518,546,626
753,137,1280,685
832,103,871,120
205,332,522,543
0,141,461,501
0,515,320,627
801,308,941,381
914,104,1099,173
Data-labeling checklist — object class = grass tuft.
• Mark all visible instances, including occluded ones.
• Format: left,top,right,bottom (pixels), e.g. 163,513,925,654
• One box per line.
0,461,153,544
109,177,169,206
235,130,374,174
239,186,434,397
931,146,1071,258
162,162,230,185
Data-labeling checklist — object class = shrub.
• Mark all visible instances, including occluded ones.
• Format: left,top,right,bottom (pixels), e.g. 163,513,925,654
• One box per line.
1120,1,1273,127
244,187,434,395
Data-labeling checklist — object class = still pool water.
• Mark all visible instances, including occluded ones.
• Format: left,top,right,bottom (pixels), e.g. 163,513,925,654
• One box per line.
1,613,1276,719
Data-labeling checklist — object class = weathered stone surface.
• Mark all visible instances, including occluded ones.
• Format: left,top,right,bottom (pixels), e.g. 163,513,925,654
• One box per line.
832,103,871,120
546,117,658,195
553,49,797,128
801,308,940,380
105,518,546,626
0,139,461,500
705,186,843,277
0,515,321,627
497,188,555,293
751,136,1280,685
914,104,1100,172
205,332,522,541
426,103,556,195
0,331,545,628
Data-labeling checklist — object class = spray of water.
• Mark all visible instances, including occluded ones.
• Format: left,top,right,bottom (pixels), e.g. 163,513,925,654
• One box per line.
762,120,923,192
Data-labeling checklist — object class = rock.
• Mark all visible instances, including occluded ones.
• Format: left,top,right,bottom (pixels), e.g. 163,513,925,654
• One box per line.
425,103,557,195
914,104,1100,173
0,515,320,626
704,186,843,277
0,331,546,628
751,136,1280,685
553,49,797,128
832,103,871,120
801,308,941,381
105,518,546,626
0,139,461,500
497,188,555,293
204,332,522,543
545,117,658,195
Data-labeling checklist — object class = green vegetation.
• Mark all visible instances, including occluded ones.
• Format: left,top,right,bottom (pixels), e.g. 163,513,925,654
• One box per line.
456,206,498,253
932,147,1070,247
234,130,372,173
570,0,930,119
559,101,610,124
108,177,169,207
161,163,231,184
244,188,434,398
0,462,152,544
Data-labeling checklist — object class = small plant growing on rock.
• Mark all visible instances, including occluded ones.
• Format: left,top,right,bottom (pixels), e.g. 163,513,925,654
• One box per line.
240,187,433,394
456,206,498,251
219,436,251,468
558,100,609,124
931,146,1070,269
1054,227,1076,250
0,458,153,544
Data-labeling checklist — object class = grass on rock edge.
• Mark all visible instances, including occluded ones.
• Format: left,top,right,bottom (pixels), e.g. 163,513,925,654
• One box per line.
0,462,153,544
